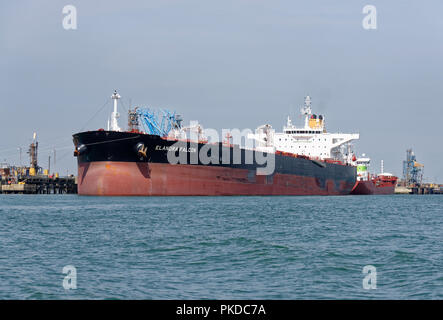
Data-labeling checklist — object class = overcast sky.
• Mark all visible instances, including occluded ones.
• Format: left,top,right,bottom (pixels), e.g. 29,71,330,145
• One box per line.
1,0,442,181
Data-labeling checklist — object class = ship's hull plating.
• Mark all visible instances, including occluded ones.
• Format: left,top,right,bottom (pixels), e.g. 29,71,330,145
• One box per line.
73,131,357,196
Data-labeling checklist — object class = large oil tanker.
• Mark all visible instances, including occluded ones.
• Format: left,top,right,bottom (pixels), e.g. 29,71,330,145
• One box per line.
72,91,359,196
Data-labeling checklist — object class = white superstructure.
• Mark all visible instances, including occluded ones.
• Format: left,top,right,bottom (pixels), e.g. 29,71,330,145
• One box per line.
356,155,371,181
250,96,359,163
356,156,394,181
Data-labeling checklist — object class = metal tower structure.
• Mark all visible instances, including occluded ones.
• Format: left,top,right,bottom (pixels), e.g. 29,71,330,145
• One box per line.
403,149,424,186
28,132,38,169
127,107,140,131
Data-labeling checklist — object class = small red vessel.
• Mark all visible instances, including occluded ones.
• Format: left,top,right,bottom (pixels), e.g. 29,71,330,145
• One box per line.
351,174,398,195
351,157,398,195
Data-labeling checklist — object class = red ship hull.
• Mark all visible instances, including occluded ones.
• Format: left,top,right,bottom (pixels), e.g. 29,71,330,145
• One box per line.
73,131,356,196
78,161,354,196
351,176,397,195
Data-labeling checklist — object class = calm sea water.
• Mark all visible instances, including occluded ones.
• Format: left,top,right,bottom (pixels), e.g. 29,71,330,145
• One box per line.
0,194,441,299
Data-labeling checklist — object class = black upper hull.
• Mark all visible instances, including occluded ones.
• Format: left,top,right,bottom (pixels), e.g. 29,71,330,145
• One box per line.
73,130,356,194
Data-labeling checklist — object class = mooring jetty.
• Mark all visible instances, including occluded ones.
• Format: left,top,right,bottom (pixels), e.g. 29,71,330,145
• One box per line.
0,135,77,194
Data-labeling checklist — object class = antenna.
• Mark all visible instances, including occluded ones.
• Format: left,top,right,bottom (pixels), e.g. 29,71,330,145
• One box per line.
301,95,312,128
300,95,312,115
18,147,22,166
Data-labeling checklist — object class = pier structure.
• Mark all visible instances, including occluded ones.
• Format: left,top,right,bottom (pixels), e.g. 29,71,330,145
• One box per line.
0,176,77,194
410,184,443,195
0,134,77,194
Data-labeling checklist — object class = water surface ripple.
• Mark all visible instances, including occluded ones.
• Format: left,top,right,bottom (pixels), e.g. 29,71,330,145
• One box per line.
0,195,441,299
